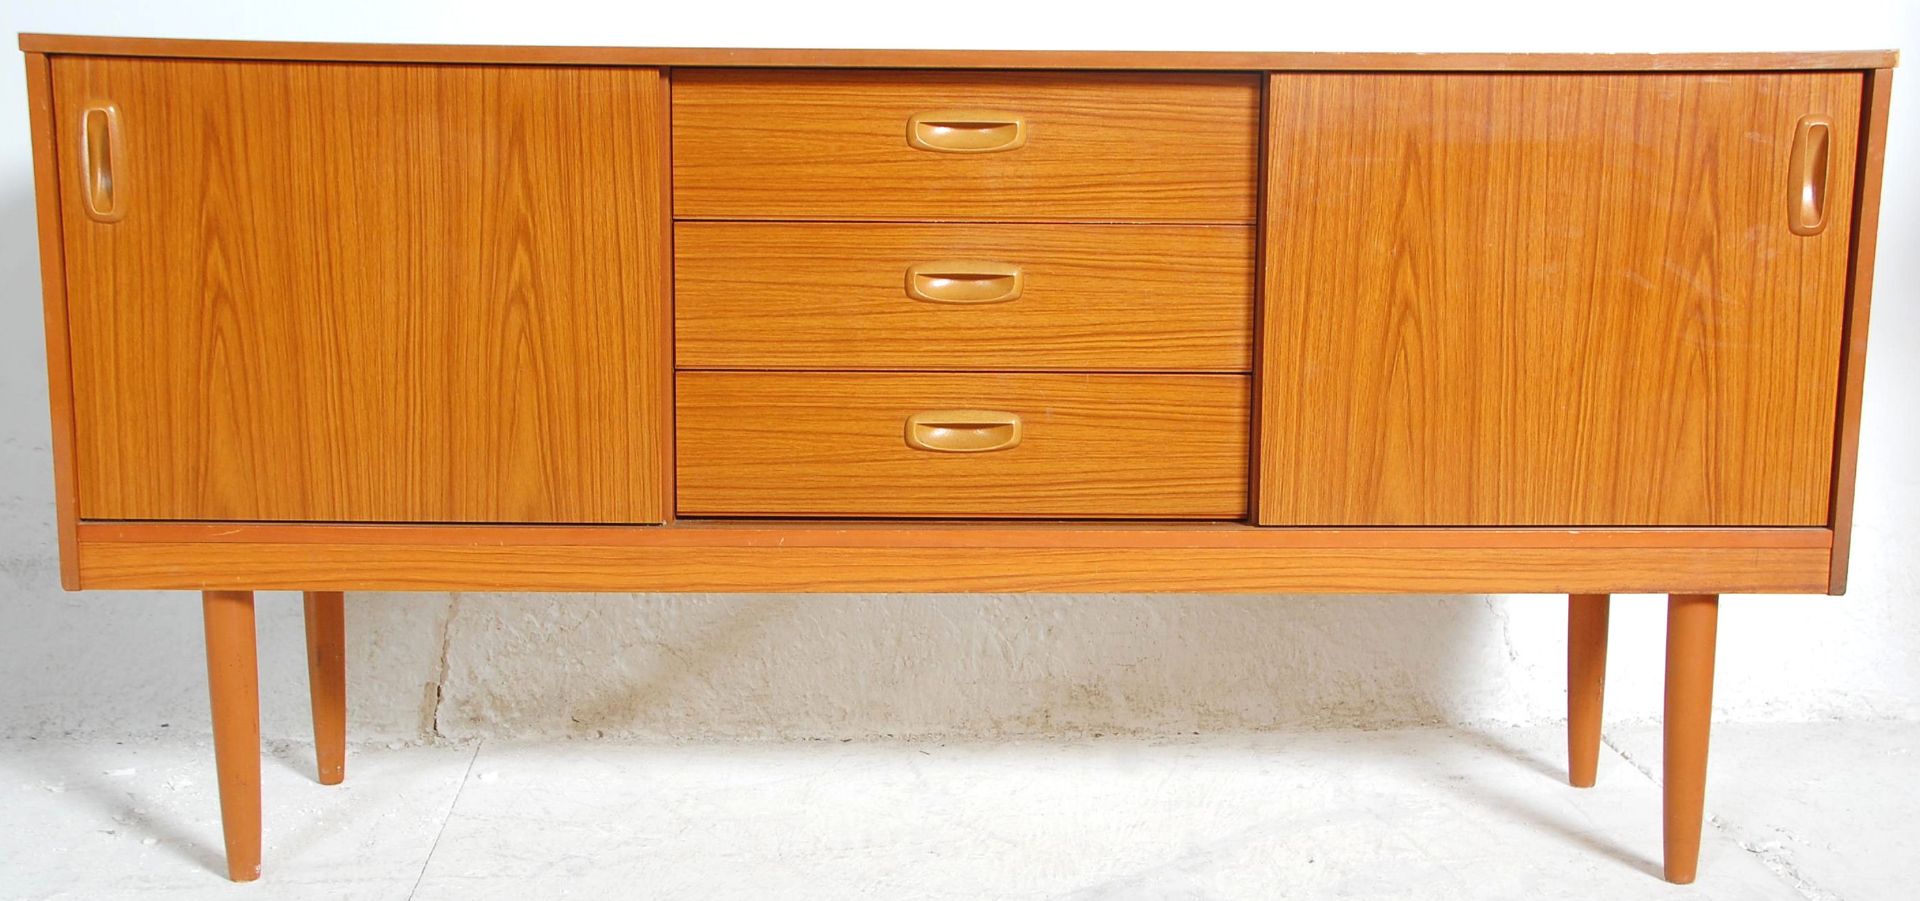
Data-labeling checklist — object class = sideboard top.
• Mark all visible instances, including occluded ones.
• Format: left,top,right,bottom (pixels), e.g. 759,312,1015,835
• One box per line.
17,34,1899,71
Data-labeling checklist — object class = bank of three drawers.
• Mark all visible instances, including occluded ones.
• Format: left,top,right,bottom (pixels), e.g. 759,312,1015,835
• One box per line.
670,70,1263,518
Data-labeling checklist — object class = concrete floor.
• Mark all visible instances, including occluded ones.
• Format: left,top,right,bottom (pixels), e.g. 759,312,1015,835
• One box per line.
0,724,1912,900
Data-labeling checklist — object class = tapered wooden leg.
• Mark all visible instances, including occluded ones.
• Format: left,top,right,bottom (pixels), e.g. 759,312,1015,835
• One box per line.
303,591,347,786
1663,593,1719,884
1567,593,1610,787
202,590,261,882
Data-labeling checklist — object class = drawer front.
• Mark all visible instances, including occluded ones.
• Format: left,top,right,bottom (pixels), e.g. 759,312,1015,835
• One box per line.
676,223,1255,371
671,70,1260,222
677,373,1249,518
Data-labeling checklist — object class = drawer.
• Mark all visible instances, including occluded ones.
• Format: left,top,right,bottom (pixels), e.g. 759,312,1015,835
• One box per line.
676,373,1249,518
671,70,1260,222
675,223,1255,371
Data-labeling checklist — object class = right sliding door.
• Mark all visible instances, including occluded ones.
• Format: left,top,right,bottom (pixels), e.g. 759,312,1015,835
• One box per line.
1258,72,1863,526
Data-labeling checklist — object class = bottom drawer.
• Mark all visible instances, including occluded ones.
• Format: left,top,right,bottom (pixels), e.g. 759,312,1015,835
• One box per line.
676,372,1249,518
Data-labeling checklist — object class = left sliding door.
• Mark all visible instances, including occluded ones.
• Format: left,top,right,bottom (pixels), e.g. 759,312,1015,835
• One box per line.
53,58,670,523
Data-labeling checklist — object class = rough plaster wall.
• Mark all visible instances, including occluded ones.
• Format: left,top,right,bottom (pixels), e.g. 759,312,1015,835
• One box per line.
1,0,1916,742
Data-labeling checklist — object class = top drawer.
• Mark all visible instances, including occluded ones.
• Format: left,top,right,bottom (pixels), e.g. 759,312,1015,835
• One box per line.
671,70,1261,222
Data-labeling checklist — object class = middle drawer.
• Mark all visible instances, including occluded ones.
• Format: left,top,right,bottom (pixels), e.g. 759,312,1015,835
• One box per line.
675,222,1255,371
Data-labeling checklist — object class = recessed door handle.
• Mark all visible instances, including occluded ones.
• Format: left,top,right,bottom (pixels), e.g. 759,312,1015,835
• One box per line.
906,109,1028,153
79,102,126,222
904,261,1024,304
1788,114,1833,236
904,410,1023,453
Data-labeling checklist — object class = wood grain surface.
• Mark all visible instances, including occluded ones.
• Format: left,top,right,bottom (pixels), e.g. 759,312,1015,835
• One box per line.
76,535,1830,594
71,521,1834,593
1259,72,1862,526
677,372,1249,517
53,57,671,523
1827,68,1895,593
17,35,1898,72
77,521,1833,549
24,53,81,585
672,70,1260,222
675,222,1255,371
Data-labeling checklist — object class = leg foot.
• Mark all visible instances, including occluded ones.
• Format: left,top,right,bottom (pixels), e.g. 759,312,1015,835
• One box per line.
203,590,261,882
1567,593,1609,787
303,591,347,785
1663,593,1719,884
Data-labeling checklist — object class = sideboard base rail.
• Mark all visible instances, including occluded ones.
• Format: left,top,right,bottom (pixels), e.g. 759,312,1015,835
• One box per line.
78,523,1834,594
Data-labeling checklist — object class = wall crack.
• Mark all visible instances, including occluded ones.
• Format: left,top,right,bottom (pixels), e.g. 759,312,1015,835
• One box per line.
428,594,462,740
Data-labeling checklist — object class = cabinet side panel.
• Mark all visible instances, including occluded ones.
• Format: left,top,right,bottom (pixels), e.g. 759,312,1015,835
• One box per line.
1827,68,1894,593
1259,72,1862,526
54,59,669,523
24,52,80,586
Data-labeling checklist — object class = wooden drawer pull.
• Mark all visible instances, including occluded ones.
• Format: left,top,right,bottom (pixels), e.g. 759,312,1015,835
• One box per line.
904,410,1023,453
906,109,1028,153
1788,114,1832,236
904,261,1025,304
78,102,127,222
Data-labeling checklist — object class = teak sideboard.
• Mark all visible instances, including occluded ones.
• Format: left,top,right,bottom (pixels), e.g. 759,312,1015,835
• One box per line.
19,33,1896,885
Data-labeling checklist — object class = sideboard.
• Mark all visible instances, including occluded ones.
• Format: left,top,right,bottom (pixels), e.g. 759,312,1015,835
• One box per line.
19,34,1896,885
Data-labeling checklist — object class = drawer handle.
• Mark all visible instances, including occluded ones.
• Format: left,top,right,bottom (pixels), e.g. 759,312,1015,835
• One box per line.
78,102,127,222
905,261,1025,304
905,410,1023,453
1788,113,1833,236
906,109,1028,154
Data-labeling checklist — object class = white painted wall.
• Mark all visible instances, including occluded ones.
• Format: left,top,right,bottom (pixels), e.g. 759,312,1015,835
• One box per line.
1,0,1914,742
